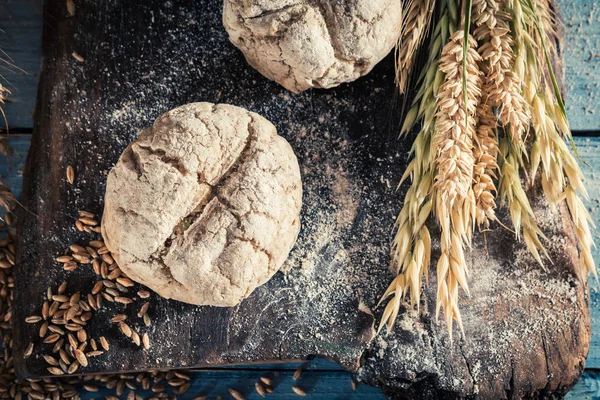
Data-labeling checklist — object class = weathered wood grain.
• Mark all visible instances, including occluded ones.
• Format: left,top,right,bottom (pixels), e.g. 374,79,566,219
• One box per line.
7,0,594,399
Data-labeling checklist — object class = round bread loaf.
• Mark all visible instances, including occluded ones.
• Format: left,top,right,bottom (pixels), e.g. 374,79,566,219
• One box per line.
223,0,402,93
102,103,302,306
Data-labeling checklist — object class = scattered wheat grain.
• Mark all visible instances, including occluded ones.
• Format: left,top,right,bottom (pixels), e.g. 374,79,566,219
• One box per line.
292,386,306,396
66,166,75,184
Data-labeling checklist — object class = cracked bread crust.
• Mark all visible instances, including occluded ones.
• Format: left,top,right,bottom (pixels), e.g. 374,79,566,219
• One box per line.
102,102,302,306
223,0,402,93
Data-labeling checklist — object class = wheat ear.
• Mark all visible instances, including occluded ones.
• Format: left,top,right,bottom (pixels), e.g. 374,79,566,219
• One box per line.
474,0,529,148
380,0,459,333
396,0,435,93
431,29,481,338
400,0,460,137
379,102,437,333
472,96,499,229
529,0,561,76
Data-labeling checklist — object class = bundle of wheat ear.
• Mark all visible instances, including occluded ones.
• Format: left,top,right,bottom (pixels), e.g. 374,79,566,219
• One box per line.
379,0,594,339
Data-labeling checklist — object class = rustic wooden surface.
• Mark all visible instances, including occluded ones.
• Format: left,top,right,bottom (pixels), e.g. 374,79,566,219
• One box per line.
3,143,389,400
2,0,597,399
0,135,595,399
13,0,408,382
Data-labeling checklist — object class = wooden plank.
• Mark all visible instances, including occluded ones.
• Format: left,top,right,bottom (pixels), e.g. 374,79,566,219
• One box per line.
571,136,600,369
70,369,387,399
566,371,600,399
0,0,43,129
562,0,600,132
1,0,600,131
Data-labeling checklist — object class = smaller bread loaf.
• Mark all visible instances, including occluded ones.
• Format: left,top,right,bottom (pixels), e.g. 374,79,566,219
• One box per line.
223,0,403,93
102,103,302,306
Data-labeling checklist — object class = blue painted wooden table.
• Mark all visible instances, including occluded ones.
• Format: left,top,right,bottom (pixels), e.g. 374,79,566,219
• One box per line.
1,0,600,398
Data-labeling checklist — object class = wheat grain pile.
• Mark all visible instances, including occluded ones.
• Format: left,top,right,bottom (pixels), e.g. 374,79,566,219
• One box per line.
380,0,594,339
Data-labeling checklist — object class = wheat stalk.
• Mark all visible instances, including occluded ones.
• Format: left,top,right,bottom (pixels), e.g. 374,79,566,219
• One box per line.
565,184,596,277
434,31,480,215
530,88,595,276
379,104,436,332
470,0,530,229
400,0,460,137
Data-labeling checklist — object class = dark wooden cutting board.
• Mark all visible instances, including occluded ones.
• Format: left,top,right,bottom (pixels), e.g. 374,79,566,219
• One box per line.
13,0,590,398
